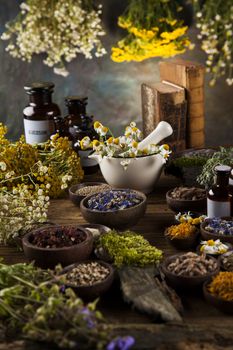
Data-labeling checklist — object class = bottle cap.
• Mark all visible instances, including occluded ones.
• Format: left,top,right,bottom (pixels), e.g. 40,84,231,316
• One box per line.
24,82,55,94
214,165,231,174
65,96,88,106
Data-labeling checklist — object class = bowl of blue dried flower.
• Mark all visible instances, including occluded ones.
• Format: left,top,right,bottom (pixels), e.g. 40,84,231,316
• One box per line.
201,217,233,244
80,189,147,229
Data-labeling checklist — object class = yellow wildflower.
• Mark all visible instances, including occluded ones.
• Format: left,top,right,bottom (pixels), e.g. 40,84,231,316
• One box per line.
208,272,233,301
80,136,92,150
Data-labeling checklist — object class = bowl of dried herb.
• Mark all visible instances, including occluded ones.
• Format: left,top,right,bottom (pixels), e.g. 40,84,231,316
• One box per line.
22,225,94,268
203,272,233,314
60,260,114,299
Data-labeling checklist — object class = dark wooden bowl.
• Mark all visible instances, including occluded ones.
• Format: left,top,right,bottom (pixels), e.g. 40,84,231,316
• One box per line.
80,189,147,229
203,280,233,314
161,253,219,290
22,225,94,269
219,251,233,271
61,260,114,299
200,218,233,244
197,242,233,258
69,182,107,206
165,228,200,250
166,189,207,213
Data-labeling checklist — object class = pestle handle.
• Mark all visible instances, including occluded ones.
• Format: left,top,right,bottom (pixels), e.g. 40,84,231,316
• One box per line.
138,121,173,150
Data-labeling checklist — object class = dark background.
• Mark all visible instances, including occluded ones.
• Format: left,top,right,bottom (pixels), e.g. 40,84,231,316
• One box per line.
0,0,232,146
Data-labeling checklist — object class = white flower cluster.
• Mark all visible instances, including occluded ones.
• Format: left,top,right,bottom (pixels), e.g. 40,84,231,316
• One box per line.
0,184,49,244
80,121,171,160
1,0,106,76
194,2,233,86
61,174,73,190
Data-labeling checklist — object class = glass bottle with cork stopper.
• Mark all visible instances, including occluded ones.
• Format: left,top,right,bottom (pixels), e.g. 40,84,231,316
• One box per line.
23,82,61,144
64,96,99,174
207,165,232,218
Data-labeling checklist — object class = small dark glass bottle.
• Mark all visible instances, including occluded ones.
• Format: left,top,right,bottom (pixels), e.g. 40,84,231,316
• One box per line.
207,165,231,218
229,169,233,216
23,82,61,144
64,96,98,174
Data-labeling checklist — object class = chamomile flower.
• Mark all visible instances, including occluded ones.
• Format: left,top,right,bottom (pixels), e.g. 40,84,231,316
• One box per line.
80,136,92,150
0,162,7,171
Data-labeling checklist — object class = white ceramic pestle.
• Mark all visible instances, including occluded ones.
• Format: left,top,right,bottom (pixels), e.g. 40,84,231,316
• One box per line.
137,121,173,150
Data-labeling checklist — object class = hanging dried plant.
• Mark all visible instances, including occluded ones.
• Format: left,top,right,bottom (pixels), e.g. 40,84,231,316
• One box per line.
193,0,233,86
111,0,193,63
1,0,106,76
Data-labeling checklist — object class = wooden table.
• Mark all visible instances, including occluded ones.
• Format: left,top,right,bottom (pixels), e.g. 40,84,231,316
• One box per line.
1,174,233,350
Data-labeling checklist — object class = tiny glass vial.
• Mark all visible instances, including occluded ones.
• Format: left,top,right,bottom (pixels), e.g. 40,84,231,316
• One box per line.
23,82,61,144
207,165,231,218
64,96,99,174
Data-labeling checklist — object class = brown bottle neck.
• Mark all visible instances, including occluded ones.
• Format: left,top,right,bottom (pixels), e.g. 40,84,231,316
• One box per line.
67,105,86,116
216,173,230,187
29,92,52,105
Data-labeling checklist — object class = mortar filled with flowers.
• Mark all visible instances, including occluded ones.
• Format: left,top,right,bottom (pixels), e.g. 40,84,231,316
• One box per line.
80,121,173,193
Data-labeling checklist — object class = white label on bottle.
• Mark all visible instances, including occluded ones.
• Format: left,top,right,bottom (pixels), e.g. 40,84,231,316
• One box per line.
24,119,55,144
207,199,231,218
79,150,98,168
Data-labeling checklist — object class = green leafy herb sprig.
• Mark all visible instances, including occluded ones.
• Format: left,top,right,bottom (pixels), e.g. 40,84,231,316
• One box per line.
197,147,233,187
97,230,163,268
0,261,109,349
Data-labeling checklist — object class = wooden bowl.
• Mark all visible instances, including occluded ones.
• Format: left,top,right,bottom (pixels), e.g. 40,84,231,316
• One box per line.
200,218,233,244
219,251,233,271
61,260,114,299
165,228,200,250
203,280,233,314
69,182,108,206
22,225,94,269
166,189,207,213
197,242,233,258
80,189,147,229
161,253,219,290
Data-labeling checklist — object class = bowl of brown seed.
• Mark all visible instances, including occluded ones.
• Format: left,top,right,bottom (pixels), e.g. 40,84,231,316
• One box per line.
60,260,114,299
161,252,219,290
69,182,111,206
166,187,207,213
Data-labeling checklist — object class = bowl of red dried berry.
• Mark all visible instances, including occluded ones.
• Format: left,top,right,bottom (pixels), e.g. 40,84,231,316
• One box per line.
22,225,94,268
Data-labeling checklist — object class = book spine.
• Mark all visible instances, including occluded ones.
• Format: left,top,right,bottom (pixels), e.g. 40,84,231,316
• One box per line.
159,60,205,148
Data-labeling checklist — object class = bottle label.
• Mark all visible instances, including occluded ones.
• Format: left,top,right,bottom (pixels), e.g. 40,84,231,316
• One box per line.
79,150,98,168
207,199,231,218
24,119,55,144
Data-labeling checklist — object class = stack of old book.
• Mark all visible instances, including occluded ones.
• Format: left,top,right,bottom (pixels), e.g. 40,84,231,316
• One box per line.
142,59,205,152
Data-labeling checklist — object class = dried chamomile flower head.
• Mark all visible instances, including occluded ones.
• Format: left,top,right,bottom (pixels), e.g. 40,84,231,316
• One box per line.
80,120,171,161
1,0,106,75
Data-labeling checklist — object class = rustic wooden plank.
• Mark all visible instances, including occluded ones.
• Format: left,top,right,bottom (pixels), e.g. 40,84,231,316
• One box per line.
1,323,233,350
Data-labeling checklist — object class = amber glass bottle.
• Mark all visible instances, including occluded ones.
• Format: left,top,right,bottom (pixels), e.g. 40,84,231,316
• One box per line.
229,169,233,216
64,96,98,174
23,82,61,144
207,165,231,218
